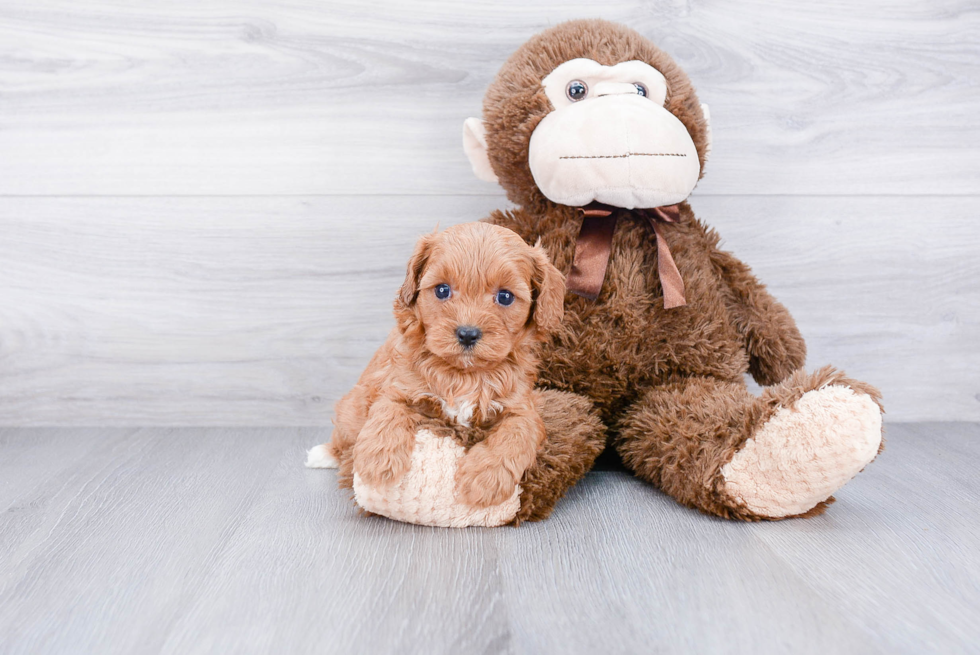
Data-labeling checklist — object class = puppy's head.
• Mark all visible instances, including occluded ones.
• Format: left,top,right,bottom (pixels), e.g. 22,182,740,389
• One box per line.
395,222,564,370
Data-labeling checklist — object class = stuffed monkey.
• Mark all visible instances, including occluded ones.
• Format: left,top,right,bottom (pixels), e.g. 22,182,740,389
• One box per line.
459,19,884,521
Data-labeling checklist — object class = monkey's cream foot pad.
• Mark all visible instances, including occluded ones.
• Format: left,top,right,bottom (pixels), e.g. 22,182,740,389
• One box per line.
721,385,882,519
353,429,521,528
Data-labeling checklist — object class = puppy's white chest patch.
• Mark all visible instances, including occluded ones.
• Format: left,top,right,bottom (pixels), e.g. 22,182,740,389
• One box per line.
440,398,476,427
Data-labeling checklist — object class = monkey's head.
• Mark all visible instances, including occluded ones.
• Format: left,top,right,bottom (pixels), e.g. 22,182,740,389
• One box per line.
464,19,711,213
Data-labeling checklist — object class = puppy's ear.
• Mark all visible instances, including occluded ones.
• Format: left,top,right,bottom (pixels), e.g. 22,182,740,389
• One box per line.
397,233,436,310
528,245,565,335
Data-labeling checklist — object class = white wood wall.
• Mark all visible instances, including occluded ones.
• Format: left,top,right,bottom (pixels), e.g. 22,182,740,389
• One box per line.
0,0,977,424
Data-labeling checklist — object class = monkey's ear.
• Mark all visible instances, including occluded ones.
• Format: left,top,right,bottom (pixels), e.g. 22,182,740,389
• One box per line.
463,118,499,183
398,233,436,308
528,245,565,335
701,103,712,157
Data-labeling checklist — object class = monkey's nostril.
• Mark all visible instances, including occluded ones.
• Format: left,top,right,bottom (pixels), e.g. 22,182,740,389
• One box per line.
455,326,482,348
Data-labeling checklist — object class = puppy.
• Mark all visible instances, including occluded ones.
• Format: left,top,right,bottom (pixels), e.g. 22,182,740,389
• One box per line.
307,221,565,509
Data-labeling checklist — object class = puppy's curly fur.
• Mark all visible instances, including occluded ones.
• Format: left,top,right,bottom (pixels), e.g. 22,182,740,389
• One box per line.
322,221,565,509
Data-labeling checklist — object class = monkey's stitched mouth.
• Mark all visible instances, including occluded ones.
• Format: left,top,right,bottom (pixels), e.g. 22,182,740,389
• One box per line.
559,152,687,160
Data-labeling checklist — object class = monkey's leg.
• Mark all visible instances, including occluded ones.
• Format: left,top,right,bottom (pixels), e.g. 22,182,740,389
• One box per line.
345,388,604,528
616,368,883,520
512,388,607,524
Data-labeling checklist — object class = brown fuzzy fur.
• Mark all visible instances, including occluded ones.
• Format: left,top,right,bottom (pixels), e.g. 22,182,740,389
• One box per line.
327,222,570,509
484,20,710,216
615,366,883,521
475,19,883,521
513,388,606,524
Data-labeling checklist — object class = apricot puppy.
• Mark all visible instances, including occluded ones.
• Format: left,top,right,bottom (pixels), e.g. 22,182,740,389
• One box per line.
308,222,565,509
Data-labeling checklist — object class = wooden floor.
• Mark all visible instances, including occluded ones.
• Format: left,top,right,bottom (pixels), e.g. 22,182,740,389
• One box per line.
0,422,977,654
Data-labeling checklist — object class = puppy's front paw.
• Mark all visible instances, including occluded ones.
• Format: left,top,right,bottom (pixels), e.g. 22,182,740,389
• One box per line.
353,433,414,489
455,445,518,509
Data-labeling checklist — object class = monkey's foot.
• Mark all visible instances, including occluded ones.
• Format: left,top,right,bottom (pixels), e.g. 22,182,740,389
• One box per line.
721,385,882,518
353,429,520,528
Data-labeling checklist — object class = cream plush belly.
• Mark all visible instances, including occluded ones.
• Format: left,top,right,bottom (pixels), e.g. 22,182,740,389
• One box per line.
352,428,521,528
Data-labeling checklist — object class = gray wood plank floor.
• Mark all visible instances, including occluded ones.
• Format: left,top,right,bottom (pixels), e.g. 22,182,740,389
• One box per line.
1,423,977,654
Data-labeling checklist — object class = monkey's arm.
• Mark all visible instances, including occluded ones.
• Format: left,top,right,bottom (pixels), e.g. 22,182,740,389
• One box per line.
708,245,807,386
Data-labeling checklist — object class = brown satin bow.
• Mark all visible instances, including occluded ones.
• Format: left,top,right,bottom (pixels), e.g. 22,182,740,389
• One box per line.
567,202,687,308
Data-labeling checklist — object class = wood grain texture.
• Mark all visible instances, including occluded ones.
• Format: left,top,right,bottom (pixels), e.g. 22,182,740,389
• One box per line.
0,0,976,195
753,423,980,653
0,424,977,654
1,195,976,425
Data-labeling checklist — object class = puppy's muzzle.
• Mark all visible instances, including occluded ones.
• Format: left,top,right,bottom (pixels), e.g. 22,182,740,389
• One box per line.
455,325,482,348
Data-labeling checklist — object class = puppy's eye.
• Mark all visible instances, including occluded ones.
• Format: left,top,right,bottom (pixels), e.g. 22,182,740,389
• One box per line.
434,284,452,300
495,290,515,306
565,80,588,102
634,83,647,97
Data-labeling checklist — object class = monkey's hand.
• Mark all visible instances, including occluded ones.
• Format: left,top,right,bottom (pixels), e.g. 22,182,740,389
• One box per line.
710,246,807,386
747,317,808,387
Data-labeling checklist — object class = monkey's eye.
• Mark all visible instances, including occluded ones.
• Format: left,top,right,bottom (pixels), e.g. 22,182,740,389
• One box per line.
434,284,452,300
565,80,588,102
495,290,515,306
634,83,647,97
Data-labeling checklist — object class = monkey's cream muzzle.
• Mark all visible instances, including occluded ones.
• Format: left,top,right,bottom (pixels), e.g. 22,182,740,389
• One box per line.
528,93,701,209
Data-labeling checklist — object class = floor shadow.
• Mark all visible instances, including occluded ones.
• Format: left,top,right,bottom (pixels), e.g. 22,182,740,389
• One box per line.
590,446,628,472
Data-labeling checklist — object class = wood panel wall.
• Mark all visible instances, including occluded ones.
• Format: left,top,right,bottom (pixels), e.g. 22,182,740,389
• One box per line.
1,0,977,423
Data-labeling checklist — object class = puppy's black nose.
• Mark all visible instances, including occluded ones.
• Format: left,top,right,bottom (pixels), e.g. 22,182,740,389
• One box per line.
456,326,482,348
